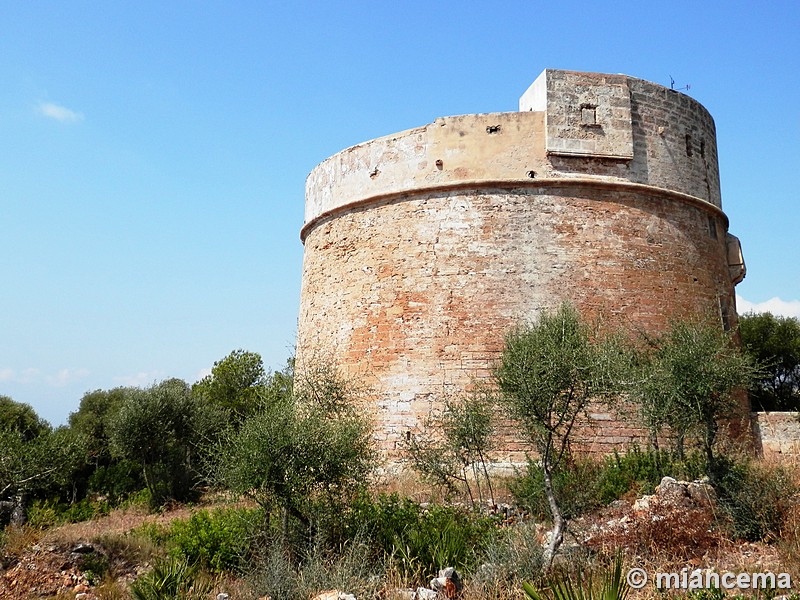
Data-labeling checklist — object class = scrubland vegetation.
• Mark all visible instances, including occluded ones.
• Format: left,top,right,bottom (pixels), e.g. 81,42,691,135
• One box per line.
0,309,798,599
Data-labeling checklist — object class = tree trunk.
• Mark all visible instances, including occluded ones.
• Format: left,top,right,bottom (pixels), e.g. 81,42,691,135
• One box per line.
10,494,26,526
675,432,685,461
281,505,289,540
541,464,565,571
705,418,719,481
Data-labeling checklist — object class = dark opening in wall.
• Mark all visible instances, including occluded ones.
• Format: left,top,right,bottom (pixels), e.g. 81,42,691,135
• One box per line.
685,133,693,157
708,215,718,240
719,296,732,331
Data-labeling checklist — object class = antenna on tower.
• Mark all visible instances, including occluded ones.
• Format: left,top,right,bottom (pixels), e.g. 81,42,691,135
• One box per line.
669,75,691,91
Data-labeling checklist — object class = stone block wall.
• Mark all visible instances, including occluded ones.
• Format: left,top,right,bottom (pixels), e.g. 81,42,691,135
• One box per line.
297,69,744,464
753,412,800,457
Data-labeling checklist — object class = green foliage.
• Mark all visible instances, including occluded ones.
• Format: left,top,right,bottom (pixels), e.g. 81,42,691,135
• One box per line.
192,349,270,422
511,458,604,521
404,389,496,507
495,305,624,463
131,521,171,546
167,507,262,573
593,447,705,504
494,303,625,567
27,497,110,528
0,423,87,507
68,388,131,465
511,447,707,521
628,317,757,472
345,492,497,581
209,360,374,527
123,488,154,510
0,396,49,441
713,456,799,542
108,378,216,506
78,551,110,586
129,556,212,600
739,312,800,411
0,399,86,513
522,553,629,600
87,459,144,504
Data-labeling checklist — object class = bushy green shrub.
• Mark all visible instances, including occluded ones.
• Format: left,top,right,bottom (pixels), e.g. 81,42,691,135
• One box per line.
88,459,143,505
713,457,799,542
594,446,705,505
510,458,604,521
130,521,170,547
123,488,153,509
27,498,110,528
131,507,262,574
167,507,262,573
78,551,110,585
129,556,212,600
344,493,497,581
511,447,707,521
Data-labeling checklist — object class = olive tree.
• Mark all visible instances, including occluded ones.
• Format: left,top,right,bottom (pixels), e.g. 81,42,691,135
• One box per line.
0,419,86,523
0,396,48,442
629,317,757,476
404,389,496,509
494,303,624,569
108,378,222,505
209,360,374,540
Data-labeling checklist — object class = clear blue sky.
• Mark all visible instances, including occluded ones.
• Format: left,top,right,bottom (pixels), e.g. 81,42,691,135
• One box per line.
1,1,798,426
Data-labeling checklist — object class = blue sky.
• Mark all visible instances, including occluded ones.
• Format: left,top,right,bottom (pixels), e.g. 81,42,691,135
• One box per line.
1,1,798,426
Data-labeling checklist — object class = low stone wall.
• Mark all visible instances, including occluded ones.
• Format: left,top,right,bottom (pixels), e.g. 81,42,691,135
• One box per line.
752,412,800,457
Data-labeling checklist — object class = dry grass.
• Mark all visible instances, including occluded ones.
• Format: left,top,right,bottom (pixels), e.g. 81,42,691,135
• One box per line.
1,524,43,559
93,574,132,600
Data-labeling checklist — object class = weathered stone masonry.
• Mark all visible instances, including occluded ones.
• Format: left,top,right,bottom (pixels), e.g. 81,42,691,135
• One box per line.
296,69,746,462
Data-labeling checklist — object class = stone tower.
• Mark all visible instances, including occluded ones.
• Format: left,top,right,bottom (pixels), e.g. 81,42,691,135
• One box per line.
296,69,745,461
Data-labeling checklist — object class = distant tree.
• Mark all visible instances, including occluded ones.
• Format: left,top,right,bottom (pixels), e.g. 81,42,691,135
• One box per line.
32,426,89,504
68,388,131,467
193,349,267,422
494,303,624,569
0,396,49,441
738,312,800,411
629,317,757,476
109,378,220,505
0,413,86,523
69,387,143,503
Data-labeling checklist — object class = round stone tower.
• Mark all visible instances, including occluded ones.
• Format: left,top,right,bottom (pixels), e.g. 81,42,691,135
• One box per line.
297,69,746,460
